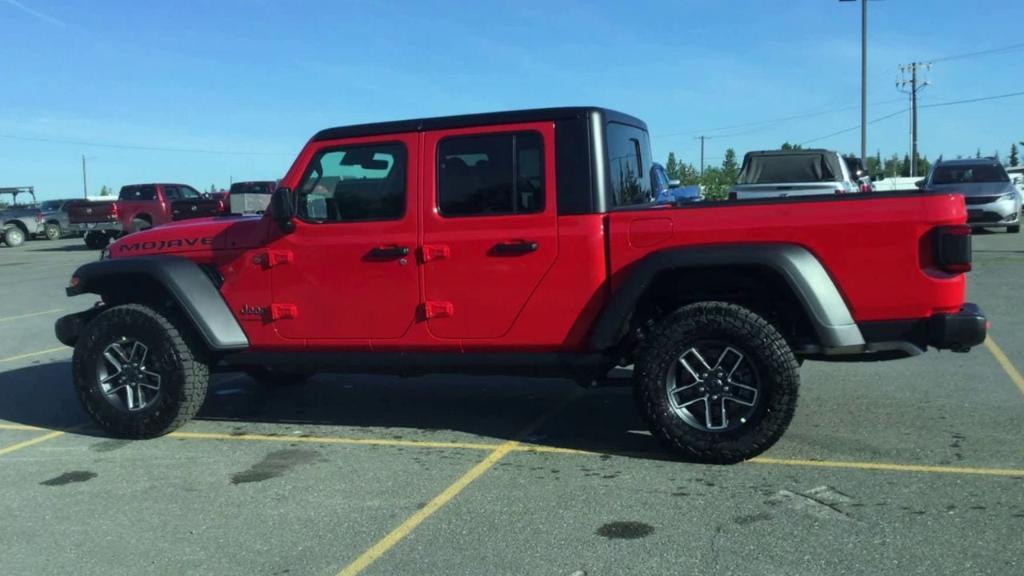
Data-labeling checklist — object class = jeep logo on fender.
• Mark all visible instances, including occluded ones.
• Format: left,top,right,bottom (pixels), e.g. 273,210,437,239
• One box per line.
118,237,214,253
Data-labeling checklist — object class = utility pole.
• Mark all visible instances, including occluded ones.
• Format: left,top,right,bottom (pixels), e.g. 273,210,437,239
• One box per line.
696,136,708,177
898,62,930,177
81,154,88,198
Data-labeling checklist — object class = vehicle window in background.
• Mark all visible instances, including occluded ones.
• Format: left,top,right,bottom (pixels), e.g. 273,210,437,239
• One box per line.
40,200,63,211
930,164,1009,185
180,186,201,199
119,185,157,200
737,153,837,184
297,142,406,222
607,122,652,206
230,182,276,195
162,186,181,200
437,132,544,217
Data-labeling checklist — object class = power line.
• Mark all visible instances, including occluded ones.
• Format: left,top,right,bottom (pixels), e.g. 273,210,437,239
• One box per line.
919,90,1024,110
653,97,905,140
0,132,292,156
799,108,908,146
928,41,1024,64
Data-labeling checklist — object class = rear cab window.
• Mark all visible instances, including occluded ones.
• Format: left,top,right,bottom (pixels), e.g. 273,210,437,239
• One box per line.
119,185,157,201
606,122,653,207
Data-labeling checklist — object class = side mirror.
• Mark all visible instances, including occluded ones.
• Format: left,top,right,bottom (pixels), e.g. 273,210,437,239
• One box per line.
270,187,296,233
668,179,682,188
914,179,926,189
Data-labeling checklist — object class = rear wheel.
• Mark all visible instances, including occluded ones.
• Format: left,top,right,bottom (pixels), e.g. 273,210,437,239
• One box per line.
1009,224,1020,234
132,218,152,232
44,223,62,240
635,301,799,464
3,226,25,247
84,231,110,249
73,304,209,438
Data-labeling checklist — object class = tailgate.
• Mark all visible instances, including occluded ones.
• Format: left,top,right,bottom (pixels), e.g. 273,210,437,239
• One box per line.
171,199,223,221
608,193,968,323
67,201,117,223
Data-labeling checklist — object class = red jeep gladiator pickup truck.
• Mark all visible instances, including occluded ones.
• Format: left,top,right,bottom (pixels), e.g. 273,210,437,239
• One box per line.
55,107,986,463
68,183,222,248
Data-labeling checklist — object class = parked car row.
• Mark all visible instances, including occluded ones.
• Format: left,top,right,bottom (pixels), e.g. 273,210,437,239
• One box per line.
66,181,276,249
1,187,88,247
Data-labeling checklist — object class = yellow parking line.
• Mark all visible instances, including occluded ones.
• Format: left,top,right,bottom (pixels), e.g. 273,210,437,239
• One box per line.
169,431,500,452
0,346,68,364
335,392,582,576
985,336,1024,397
0,431,64,457
0,308,62,323
0,423,47,431
749,457,1024,478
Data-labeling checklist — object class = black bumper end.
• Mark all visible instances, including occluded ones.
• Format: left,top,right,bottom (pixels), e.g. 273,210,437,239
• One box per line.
54,307,104,348
928,303,987,352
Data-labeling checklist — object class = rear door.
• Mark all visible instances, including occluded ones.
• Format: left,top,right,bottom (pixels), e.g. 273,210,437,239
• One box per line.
421,122,557,339
270,134,420,341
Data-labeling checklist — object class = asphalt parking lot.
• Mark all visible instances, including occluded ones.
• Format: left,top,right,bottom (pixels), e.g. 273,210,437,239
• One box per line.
1,233,1022,576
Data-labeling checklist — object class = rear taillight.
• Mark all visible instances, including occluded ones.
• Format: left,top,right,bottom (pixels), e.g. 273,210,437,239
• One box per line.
935,225,972,273
218,199,226,212
110,203,119,219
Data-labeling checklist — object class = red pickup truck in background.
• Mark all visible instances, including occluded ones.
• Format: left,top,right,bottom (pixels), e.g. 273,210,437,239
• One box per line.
68,183,225,248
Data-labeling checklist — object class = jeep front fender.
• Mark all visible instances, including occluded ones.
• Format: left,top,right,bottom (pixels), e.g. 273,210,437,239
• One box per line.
66,256,249,351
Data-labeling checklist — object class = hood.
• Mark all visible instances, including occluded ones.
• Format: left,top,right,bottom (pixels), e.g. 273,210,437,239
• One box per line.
927,181,1015,196
109,214,268,258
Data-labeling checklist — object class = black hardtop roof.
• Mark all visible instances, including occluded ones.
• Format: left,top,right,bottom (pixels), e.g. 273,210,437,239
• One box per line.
313,107,646,141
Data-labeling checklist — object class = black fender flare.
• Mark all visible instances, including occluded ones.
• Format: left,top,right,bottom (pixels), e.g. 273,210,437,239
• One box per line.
588,243,865,352
66,256,249,351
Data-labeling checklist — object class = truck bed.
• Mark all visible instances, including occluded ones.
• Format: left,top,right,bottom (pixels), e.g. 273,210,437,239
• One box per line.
609,192,967,323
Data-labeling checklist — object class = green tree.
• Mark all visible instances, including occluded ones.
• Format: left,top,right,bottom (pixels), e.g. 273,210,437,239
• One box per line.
721,148,739,183
883,154,901,177
1010,143,1019,167
919,156,931,177
866,150,882,176
975,148,982,159
900,154,911,177
665,152,681,180
99,185,112,197
780,142,803,150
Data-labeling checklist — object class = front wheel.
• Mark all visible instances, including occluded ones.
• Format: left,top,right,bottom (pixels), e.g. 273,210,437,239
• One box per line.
3,226,25,247
635,302,799,464
72,304,209,438
1009,224,1020,234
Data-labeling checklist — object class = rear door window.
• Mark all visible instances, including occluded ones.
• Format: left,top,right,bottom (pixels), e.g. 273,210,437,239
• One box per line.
437,132,544,217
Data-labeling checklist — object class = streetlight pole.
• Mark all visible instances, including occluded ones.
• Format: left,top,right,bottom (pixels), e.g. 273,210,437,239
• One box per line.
81,154,88,198
841,0,870,165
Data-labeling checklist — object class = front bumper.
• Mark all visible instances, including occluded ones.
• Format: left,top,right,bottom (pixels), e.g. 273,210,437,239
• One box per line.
54,306,105,347
966,196,1021,227
859,303,987,354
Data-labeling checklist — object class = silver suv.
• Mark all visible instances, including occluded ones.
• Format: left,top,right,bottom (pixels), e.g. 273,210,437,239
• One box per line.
922,159,1021,233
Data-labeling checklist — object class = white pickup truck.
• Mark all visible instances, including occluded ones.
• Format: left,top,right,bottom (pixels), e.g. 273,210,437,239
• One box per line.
730,149,861,200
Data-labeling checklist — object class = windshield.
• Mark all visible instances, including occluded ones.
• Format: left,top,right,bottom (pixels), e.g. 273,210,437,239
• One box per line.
229,182,276,195
930,164,1009,185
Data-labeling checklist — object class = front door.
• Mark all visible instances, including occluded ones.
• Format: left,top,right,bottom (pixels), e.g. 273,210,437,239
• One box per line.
421,123,558,339
270,134,419,341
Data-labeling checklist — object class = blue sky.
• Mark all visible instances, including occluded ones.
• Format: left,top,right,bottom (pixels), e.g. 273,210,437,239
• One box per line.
1,0,1022,200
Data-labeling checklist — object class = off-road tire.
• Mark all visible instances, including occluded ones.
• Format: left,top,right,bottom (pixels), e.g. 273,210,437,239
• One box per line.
245,367,313,387
44,223,62,240
73,304,209,438
635,301,799,464
3,226,25,247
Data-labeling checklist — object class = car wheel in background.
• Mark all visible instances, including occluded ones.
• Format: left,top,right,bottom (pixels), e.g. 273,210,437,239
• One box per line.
3,226,26,247
132,218,152,232
1009,224,1020,234
44,223,62,240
